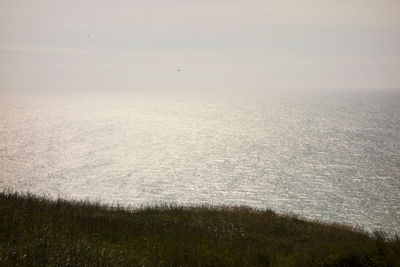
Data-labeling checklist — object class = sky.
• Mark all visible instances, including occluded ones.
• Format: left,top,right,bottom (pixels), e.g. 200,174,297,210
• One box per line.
0,0,399,92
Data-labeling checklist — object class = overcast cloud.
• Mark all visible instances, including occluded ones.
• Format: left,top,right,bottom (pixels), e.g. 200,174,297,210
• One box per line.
1,0,399,92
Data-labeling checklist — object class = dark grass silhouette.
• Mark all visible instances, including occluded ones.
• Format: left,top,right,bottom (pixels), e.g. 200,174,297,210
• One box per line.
1,191,399,266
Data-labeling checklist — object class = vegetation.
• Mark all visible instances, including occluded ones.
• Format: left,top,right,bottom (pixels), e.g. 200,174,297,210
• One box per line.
1,191,399,266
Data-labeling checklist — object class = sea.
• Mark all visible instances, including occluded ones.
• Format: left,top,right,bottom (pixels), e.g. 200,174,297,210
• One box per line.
1,89,399,235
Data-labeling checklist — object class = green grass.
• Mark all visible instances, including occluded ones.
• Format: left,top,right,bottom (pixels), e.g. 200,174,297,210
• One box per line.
1,192,399,266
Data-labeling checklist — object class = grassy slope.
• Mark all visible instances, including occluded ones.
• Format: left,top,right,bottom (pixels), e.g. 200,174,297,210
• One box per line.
0,192,399,266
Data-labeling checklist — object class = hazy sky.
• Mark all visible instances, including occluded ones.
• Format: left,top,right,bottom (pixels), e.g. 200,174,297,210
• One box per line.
1,0,399,92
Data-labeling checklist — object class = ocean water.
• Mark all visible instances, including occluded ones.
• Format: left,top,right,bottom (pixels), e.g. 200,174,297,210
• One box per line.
1,90,399,235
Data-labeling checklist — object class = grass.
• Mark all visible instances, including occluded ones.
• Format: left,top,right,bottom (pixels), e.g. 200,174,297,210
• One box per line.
0,191,399,266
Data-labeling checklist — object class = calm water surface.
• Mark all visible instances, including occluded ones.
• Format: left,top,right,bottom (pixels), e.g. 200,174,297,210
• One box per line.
1,90,399,235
